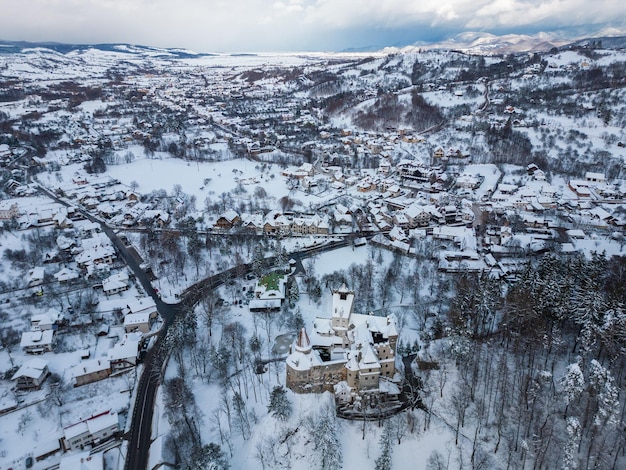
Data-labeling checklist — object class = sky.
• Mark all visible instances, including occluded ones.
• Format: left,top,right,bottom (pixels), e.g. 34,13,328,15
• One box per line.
1,0,625,52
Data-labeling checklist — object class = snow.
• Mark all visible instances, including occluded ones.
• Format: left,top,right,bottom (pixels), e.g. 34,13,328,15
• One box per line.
2,41,626,470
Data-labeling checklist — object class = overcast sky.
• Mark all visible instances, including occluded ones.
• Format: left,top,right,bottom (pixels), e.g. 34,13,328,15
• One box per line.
2,0,625,52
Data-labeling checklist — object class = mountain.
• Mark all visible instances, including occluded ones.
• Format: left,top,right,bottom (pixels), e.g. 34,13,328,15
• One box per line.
0,40,211,59
408,28,626,55
562,35,626,50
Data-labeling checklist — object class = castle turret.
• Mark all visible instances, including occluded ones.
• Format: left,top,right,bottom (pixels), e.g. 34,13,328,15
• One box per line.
331,284,354,330
294,327,312,354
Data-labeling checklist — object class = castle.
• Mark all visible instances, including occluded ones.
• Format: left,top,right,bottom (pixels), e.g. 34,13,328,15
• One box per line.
286,285,398,397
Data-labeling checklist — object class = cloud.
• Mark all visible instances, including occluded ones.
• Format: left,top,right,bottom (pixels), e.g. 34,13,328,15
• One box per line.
0,0,624,51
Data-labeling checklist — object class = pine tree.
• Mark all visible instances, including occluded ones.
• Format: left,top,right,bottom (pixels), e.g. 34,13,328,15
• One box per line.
309,408,342,470
267,386,292,421
562,417,581,470
187,443,229,470
561,361,585,414
375,421,393,470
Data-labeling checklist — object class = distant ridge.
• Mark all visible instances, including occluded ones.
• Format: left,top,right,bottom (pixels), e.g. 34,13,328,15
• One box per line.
403,29,626,55
0,40,214,59
560,35,626,50
1,31,626,59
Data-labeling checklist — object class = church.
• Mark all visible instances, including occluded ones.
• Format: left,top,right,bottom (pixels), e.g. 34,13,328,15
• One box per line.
286,285,399,397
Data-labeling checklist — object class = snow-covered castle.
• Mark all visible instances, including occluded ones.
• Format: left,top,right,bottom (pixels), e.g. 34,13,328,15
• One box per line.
286,285,398,395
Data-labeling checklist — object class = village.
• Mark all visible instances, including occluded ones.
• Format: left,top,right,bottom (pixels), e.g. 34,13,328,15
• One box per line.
0,40,625,469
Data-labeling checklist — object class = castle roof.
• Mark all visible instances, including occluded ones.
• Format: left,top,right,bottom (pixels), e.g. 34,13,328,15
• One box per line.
286,348,322,371
295,327,311,353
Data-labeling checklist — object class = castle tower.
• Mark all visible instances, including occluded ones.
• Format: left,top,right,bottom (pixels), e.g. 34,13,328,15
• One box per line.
331,284,354,331
294,327,312,354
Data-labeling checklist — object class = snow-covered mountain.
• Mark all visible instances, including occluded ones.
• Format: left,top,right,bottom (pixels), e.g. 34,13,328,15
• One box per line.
0,40,209,59
408,28,626,55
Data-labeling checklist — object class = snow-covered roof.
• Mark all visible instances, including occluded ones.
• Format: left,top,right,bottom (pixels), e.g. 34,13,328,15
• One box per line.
54,267,80,282
124,312,150,327
108,333,141,362
11,358,49,380
72,358,111,378
127,296,156,315
59,450,102,470
286,347,323,371
21,329,55,348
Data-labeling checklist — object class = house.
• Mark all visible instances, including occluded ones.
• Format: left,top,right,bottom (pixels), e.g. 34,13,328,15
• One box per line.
59,451,103,470
214,210,241,230
26,267,45,287
108,332,141,371
286,286,398,397
31,313,58,331
585,172,606,184
241,213,264,233
0,201,19,220
62,410,119,451
404,204,432,228
11,358,50,390
102,271,130,296
124,312,151,333
397,161,431,182
75,245,116,268
568,180,593,199
455,173,482,190
388,225,408,243
79,221,101,237
21,330,56,354
250,272,287,312
53,210,73,228
54,267,80,283
127,296,158,319
72,358,111,386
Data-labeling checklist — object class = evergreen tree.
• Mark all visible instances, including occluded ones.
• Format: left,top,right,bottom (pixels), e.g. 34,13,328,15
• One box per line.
375,421,393,470
187,443,229,470
309,408,342,470
267,386,292,421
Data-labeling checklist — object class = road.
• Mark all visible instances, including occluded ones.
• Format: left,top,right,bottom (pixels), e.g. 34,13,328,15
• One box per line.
33,182,370,468
123,235,364,470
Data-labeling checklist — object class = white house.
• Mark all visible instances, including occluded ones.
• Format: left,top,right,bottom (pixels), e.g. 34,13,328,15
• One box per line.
11,358,50,390
102,271,130,296
108,333,142,371
26,267,45,287
127,296,157,319
124,312,151,333
21,330,56,354
62,410,119,451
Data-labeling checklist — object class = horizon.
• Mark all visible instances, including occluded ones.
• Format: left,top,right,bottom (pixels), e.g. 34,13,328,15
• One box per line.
1,0,625,53
2,26,626,57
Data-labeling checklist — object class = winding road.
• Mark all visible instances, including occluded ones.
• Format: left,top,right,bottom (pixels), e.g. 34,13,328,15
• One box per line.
121,234,362,469
35,182,371,469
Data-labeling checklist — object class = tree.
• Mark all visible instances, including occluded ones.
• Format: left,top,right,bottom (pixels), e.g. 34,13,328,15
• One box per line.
375,420,393,470
232,392,251,440
186,443,229,470
561,361,585,416
267,386,292,421
287,278,299,308
17,410,32,435
425,450,447,470
308,407,342,470
562,417,581,470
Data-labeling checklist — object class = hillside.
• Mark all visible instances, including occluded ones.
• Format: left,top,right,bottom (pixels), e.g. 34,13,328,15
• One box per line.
0,38,625,469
